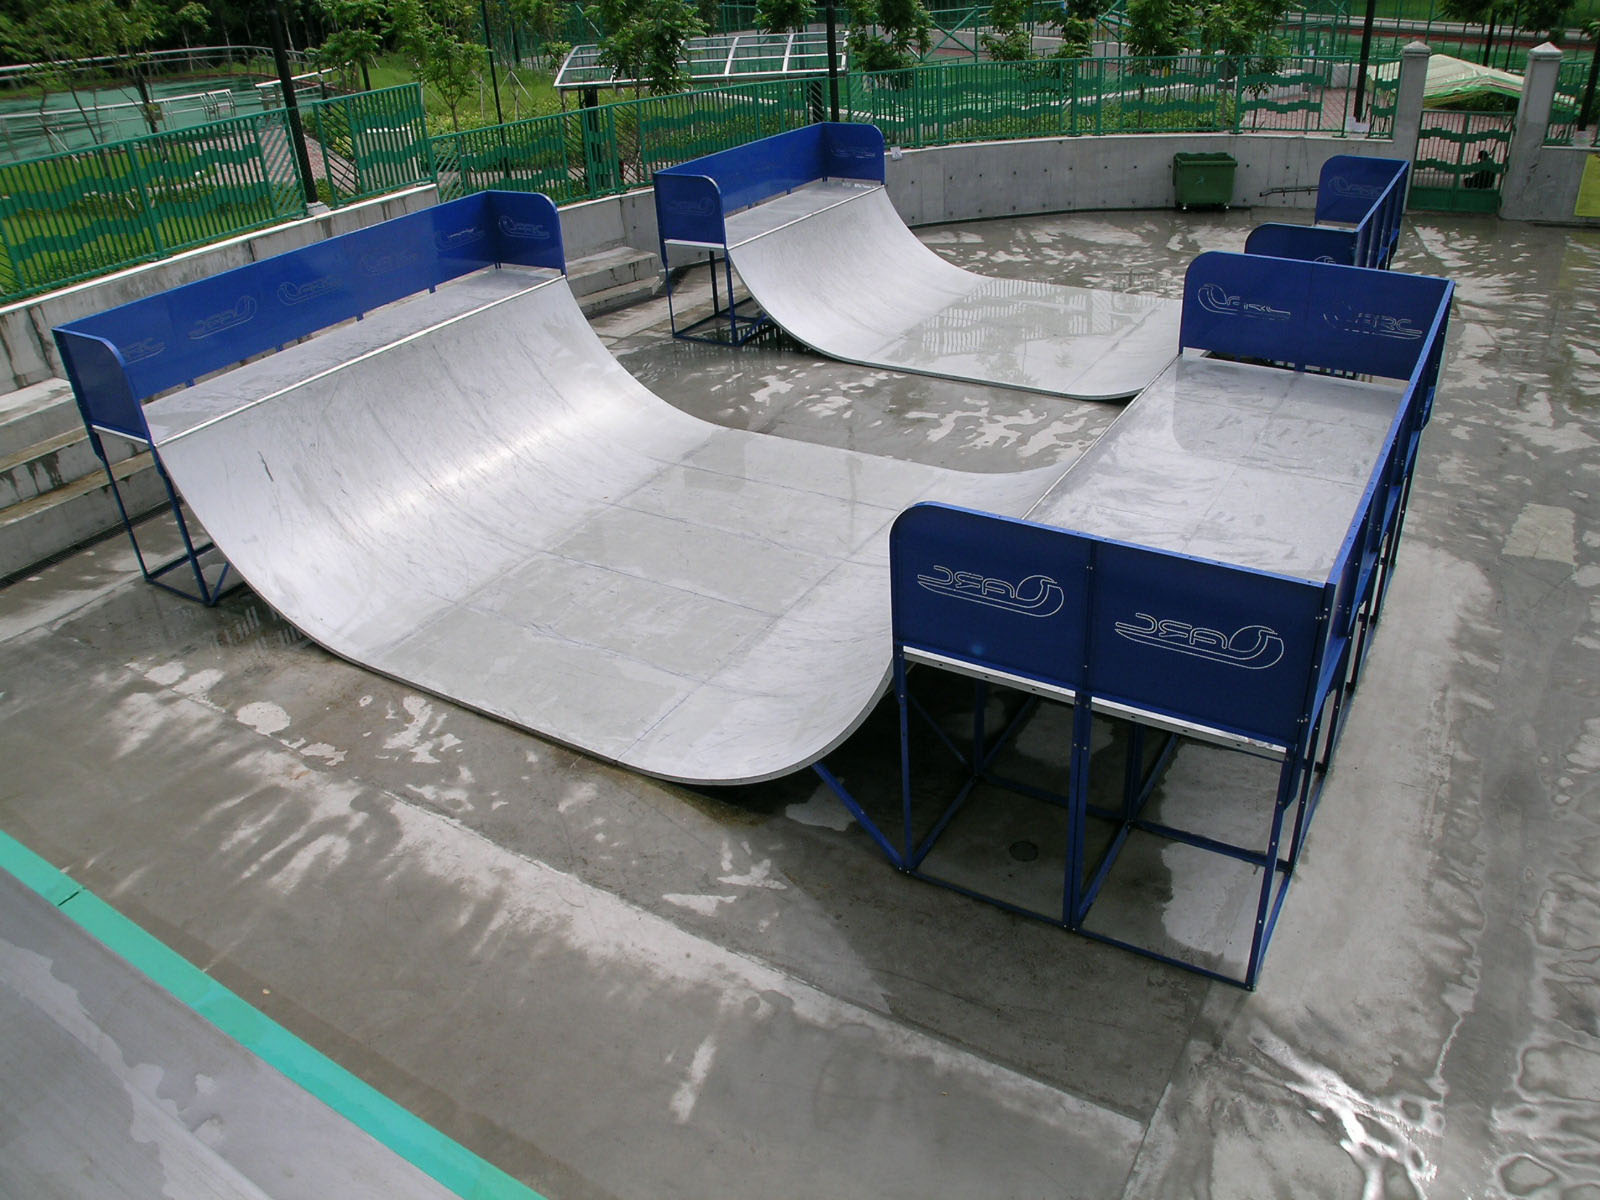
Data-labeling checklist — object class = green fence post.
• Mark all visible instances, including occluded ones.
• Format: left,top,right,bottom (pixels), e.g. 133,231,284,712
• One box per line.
126,143,165,256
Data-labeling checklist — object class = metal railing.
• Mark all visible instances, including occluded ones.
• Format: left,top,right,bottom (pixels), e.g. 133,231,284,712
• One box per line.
1545,56,1596,146
844,54,1386,146
432,77,819,203
0,84,432,303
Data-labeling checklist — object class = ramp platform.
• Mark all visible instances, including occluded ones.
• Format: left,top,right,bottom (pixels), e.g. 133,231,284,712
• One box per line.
654,124,1180,401
56,192,1065,786
857,251,1455,986
1245,154,1409,268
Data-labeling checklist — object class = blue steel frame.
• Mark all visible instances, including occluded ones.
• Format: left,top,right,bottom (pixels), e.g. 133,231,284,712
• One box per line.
52,191,568,606
1246,155,1410,269
820,251,1453,989
652,122,886,346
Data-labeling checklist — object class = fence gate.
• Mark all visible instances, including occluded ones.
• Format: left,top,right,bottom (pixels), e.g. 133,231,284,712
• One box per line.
1409,109,1512,213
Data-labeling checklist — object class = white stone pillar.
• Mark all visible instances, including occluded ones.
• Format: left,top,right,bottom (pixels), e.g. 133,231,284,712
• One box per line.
1390,40,1431,164
1501,42,1564,220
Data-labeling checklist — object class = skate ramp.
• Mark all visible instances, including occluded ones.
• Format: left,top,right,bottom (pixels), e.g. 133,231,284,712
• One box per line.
141,269,1065,785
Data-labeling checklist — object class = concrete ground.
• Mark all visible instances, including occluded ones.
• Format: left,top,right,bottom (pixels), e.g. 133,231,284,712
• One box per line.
2,203,1597,1199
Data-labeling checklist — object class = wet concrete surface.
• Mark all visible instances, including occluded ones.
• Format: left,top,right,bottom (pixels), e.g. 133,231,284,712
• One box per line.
3,203,1599,1197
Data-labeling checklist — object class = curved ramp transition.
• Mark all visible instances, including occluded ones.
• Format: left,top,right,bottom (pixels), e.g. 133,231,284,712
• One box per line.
722,182,1181,401
143,269,1066,785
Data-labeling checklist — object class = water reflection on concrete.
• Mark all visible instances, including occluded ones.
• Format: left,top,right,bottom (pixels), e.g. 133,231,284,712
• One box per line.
4,202,1600,1198
617,204,1600,1197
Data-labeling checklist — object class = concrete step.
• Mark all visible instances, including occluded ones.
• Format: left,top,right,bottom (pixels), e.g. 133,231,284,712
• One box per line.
0,450,166,582
0,424,142,508
566,245,660,302
577,277,661,319
0,378,78,457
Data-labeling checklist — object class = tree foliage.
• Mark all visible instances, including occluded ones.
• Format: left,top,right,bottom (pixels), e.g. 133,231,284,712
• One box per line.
1050,0,1113,59
755,0,815,34
980,0,1032,60
314,0,388,90
0,0,209,131
392,0,483,128
584,0,705,92
1124,0,1186,57
846,0,931,72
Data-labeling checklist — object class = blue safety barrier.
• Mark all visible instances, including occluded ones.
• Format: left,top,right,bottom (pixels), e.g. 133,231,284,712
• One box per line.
53,190,566,604
652,122,885,344
1245,154,1409,269
831,250,1453,989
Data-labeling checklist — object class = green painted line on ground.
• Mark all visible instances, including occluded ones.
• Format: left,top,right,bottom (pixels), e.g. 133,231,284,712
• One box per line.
0,828,547,1200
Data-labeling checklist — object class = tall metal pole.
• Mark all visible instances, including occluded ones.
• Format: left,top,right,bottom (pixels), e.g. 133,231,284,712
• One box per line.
1351,0,1379,124
825,0,841,122
480,0,506,127
269,0,319,206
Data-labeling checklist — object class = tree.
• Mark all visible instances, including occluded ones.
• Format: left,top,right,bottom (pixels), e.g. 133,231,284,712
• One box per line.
980,0,1032,60
11,0,211,134
756,0,815,34
506,0,569,66
1194,0,1286,75
1051,0,1114,59
584,0,705,93
1125,0,1187,57
846,0,931,73
393,0,484,128
314,0,388,90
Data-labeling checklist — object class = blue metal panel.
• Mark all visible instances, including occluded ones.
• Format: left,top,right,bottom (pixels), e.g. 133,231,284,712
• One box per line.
486,191,566,269
1085,543,1326,747
1179,251,1452,381
891,503,1329,747
890,503,1090,692
1243,222,1356,265
654,122,885,245
52,192,566,437
56,332,144,441
818,122,886,181
653,172,729,246
1315,154,1408,225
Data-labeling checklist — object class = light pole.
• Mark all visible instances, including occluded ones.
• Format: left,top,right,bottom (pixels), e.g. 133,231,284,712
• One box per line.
825,0,840,121
1351,0,1379,124
269,0,320,206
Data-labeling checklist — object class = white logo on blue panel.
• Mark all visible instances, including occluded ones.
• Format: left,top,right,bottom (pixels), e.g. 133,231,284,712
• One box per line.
1114,612,1284,669
664,195,716,218
1196,283,1290,322
276,275,339,305
497,214,550,240
1328,175,1385,200
917,565,1064,618
188,296,256,340
1325,303,1422,341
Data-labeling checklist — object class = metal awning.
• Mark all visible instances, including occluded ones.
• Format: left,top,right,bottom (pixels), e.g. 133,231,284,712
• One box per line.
555,30,845,91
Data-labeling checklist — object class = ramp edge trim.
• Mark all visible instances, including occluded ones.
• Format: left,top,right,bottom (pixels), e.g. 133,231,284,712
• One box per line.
0,826,549,1200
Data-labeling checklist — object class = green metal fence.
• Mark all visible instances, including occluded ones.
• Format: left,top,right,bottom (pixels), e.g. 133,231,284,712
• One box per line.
1545,57,1595,145
0,108,305,299
301,84,433,206
841,54,1384,146
434,54,1391,212
0,84,434,304
432,77,819,203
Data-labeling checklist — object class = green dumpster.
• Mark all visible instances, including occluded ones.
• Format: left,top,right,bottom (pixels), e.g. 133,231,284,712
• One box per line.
1172,152,1237,210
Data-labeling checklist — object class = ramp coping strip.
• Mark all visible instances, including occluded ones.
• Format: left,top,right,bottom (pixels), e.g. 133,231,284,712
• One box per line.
727,181,882,250
157,272,565,448
0,827,547,1200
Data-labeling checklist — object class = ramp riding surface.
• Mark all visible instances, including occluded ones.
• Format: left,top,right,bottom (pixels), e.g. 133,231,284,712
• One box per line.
721,181,1181,401
142,269,1063,785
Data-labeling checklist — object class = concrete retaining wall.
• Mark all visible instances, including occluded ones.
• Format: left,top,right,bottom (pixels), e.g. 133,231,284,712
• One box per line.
882,133,1407,226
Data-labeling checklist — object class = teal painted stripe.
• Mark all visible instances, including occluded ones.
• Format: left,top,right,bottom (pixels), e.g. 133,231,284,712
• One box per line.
0,829,545,1200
